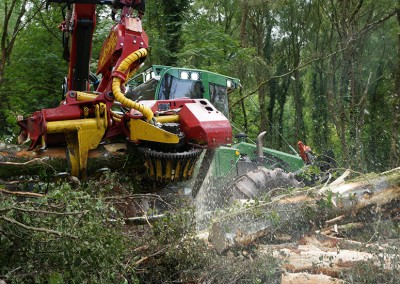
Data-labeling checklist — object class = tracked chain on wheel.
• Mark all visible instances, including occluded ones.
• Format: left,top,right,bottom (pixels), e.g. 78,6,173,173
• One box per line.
138,147,203,183
227,168,303,202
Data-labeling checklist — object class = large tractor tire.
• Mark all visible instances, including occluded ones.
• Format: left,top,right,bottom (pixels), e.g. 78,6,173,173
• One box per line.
226,167,303,203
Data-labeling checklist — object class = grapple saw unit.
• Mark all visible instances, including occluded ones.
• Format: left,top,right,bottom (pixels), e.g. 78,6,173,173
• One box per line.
17,0,241,181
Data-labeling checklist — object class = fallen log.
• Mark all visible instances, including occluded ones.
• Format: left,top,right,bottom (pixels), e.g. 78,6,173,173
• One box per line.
261,235,400,282
209,168,400,253
281,272,345,284
0,142,142,179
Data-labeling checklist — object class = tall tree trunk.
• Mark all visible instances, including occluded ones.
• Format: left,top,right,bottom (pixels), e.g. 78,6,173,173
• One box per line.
286,3,305,143
292,68,304,142
239,0,249,47
311,0,329,150
0,0,29,134
277,77,290,149
240,89,248,133
311,70,328,149
236,0,249,133
326,51,349,166
257,69,268,134
266,79,276,145
390,7,400,168
0,0,29,85
256,8,273,135
161,0,189,66
290,30,305,143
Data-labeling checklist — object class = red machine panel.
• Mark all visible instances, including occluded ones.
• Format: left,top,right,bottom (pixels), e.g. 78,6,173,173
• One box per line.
178,99,232,148
126,99,232,148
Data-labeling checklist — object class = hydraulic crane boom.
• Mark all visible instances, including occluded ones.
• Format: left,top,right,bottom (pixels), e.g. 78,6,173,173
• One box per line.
17,0,152,178
49,0,144,93
63,3,96,91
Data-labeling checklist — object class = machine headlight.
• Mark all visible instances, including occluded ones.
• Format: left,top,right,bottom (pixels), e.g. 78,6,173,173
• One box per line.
191,72,200,80
180,71,189,79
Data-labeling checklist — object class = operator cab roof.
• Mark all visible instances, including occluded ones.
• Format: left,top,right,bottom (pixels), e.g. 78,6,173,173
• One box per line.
126,65,241,118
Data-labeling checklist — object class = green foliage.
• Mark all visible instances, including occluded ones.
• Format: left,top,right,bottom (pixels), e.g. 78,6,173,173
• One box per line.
0,6,66,136
134,209,210,283
205,252,282,284
318,190,336,209
0,182,136,283
295,164,322,186
178,14,242,71
92,7,115,61
342,259,400,284
144,0,191,66
1,173,283,283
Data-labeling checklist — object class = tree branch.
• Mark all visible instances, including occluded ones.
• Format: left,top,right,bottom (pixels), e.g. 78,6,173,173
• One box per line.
1,206,89,216
0,187,45,198
1,215,78,239
360,8,397,36
0,157,50,166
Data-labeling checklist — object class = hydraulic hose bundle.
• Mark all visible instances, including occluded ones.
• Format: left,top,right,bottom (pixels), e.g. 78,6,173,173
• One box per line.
111,48,155,124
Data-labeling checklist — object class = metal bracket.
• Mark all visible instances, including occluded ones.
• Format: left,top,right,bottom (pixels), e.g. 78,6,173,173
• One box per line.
46,103,108,178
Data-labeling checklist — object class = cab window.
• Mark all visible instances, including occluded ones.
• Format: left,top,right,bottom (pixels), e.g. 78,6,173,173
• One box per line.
159,74,204,100
209,83,229,118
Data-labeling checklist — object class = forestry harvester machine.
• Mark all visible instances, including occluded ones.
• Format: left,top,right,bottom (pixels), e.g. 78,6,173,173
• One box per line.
17,0,329,208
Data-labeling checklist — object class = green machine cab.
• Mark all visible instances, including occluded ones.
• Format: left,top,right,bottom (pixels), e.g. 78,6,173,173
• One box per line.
127,65,305,183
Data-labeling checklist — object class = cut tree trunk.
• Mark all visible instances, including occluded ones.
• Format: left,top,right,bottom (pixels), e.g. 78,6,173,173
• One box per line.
276,238,397,273
0,142,141,179
262,235,400,283
209,168,400,253
281,272,345,284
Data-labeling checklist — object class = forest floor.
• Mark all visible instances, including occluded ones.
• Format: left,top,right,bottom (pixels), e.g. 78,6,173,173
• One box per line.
116,166,400,283
1,141,400,283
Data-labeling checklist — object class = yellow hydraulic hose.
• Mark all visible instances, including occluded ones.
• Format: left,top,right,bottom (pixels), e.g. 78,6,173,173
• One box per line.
110,110,122,123
112,48,155,123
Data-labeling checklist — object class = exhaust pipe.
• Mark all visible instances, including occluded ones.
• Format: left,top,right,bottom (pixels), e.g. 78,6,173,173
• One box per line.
256,131,266,163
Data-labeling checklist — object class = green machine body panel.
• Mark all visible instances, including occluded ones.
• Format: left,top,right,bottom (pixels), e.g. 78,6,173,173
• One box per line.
211,146,240,178
233,142,304,172
209,143,304,179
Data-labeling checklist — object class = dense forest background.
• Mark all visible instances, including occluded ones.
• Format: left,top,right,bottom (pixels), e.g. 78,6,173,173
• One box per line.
1,0,399,173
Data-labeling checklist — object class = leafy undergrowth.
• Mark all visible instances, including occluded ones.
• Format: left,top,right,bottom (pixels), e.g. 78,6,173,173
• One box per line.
0,173,282,283
5,172,399,284
1,178,131,283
